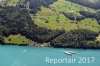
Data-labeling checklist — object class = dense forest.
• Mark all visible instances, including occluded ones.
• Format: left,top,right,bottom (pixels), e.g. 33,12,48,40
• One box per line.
62,11,100,23
63,12,85,21
50,29,100,49
17,0,57,14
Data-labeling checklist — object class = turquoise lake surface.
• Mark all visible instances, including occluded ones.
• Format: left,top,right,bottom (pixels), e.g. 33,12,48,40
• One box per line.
0,45,100,66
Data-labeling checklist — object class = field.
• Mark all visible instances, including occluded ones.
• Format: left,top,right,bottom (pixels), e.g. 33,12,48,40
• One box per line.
4,34,34,45
31,0,100,32
7,0,19,6
0,0,19,6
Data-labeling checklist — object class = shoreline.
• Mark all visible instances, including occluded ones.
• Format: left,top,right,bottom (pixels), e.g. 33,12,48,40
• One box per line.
0,42,51,47
0,42,100,49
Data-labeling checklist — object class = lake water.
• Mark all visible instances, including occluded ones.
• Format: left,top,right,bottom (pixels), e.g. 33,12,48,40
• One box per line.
0,45,100,66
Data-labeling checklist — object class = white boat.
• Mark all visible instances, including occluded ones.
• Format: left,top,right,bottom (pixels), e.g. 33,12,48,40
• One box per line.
64,51,72,55
64,51,76,55
69,51,76,54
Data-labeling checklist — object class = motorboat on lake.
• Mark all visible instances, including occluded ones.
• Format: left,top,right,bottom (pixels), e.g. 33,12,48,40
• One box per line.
64,51,72,55
69,51,76,54
64,51,76,55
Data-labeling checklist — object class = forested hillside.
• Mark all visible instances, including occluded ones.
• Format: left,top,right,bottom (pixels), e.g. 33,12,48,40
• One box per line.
17,0,57,14
50,29,100,49
30,0,100,32
0,6,64,44
0,0,100,49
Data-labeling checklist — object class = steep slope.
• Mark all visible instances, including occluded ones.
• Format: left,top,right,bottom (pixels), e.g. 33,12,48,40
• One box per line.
1,0,100,32
17,0,57,14
0,6,64,44
31,0,100,32
0,0,100,49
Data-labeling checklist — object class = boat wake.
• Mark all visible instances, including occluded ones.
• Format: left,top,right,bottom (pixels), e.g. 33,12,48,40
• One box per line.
22,50,27,53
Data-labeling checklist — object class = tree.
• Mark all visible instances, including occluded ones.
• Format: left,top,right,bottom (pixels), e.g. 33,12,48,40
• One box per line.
50,29,100,48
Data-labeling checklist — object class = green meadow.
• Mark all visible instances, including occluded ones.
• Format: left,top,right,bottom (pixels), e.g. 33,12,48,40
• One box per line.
31,0,100,32
0,0,19,6
4,34,35,45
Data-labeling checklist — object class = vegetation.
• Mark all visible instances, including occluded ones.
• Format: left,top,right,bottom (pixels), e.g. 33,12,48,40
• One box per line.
0,6,65,44
0,0,19,6
50,29,100,49
17,0,57,14
0,35,4,44
4,34,34,45
30,0,100,32
0,0,100,49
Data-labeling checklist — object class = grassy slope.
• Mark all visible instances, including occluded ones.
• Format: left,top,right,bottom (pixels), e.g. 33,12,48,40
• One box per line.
7,0,19,6
4,34,34,45
31,0,100,32
0,0,19,6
